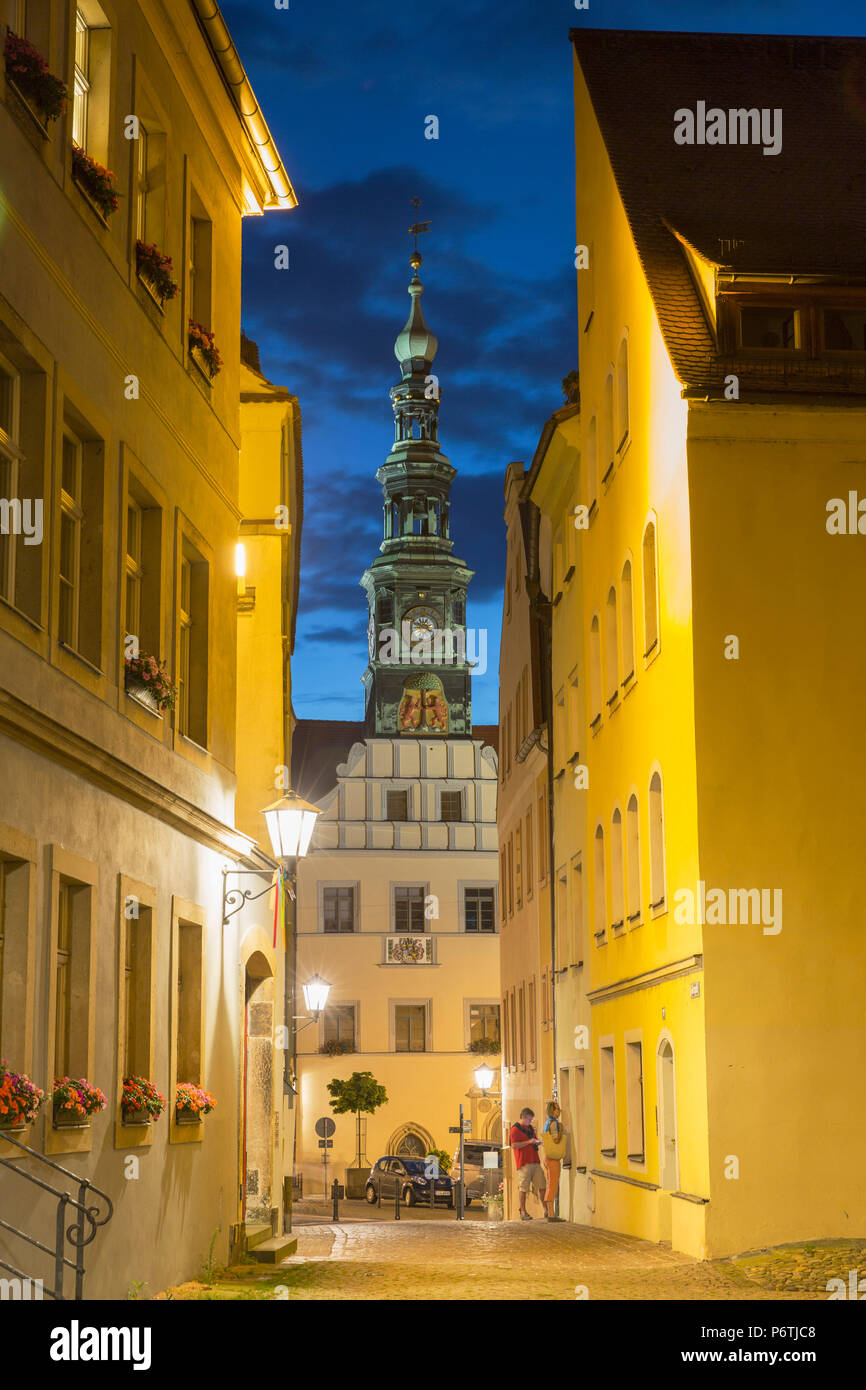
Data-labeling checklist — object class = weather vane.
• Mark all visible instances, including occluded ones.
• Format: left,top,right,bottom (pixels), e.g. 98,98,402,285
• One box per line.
408,196,431,263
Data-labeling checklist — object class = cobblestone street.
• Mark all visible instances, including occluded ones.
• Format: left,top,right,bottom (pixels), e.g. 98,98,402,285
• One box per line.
160,1210,866,1301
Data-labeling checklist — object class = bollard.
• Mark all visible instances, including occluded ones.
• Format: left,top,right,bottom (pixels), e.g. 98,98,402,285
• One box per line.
331,1179,341,1223
430,1176,435,1211
394,1180,401,1220
377,1176,382,1207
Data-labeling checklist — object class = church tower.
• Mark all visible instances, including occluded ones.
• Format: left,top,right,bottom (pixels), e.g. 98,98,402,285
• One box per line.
361,231,474,737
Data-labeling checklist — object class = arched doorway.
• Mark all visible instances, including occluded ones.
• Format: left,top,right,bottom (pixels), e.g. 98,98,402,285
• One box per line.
387,1122,436,1157
656,1037,679,1192
243,952,275,1224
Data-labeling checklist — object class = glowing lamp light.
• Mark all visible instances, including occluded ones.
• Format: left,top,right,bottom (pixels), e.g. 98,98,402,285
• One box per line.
474,1062,495,1094
261,791,320,862
302,974,331,1018
235,542,246,579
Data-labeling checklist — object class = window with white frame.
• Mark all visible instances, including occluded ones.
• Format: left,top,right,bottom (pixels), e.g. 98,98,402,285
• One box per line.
322,885,356,934
394,1003,426,1053
324,1003,356,1049
393,885,426,932
462,885,496,933
468,1002,499,1050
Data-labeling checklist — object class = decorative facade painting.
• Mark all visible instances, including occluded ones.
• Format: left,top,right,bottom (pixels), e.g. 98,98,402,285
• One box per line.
398,673,449,733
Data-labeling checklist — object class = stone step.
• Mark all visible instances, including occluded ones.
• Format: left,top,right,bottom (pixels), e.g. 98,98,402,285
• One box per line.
250,1235,298,1264
244,1223,273,1252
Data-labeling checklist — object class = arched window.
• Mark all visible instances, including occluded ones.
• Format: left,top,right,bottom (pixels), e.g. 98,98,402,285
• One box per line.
610,807,624,932
643,519,659,658
626,793,641,923
603,372,615,482
589,615,602,726
649,769,666,911
616,336,629,448
605,586,618,701
587,415,598,506
621,558,635,681
594,823,606,944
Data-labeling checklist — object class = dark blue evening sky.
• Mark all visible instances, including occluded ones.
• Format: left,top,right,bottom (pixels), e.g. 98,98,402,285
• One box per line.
223,0,866,723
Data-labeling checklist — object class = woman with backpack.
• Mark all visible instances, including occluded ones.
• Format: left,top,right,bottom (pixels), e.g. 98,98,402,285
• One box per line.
540,1100,567,1222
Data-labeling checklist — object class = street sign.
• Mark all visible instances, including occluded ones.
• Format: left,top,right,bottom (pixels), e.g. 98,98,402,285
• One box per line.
449,1120,473,1133
315,1116,336,1139
317,1139,333,1149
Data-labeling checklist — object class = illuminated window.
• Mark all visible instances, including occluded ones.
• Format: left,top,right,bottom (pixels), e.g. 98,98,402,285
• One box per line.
605,587,618,702
594,824,606,945
626,794,641,924
616,336,629,449
59,429,83,650
621,559,635,681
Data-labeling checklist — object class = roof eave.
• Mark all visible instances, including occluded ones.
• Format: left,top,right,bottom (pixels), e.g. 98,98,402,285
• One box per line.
189,0,298,211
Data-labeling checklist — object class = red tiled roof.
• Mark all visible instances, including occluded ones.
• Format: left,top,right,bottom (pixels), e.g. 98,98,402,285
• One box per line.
570,29,866,395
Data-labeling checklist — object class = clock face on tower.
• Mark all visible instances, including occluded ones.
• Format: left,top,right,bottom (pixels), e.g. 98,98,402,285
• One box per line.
403,605,441,645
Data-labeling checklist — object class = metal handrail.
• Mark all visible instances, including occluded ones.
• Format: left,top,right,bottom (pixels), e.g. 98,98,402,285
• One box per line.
0,1128,114,1299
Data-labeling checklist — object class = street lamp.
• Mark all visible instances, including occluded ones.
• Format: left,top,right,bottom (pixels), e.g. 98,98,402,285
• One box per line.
261,791,321,861
474,1062,495,1096
301,973,330,1021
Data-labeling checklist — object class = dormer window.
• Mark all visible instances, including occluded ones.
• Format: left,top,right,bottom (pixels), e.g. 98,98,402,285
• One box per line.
739,305,798,351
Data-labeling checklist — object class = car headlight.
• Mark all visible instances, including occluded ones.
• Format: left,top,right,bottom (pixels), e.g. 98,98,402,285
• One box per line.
413,1177,428,1185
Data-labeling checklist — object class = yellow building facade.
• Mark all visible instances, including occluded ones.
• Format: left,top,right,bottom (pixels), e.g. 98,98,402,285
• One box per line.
518,28,866,1259
293,727,501,1196
497,460,555,1220
0,0,296,1295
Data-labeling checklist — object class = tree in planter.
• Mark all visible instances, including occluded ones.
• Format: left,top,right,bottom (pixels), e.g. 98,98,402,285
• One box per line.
326,1070,387,1170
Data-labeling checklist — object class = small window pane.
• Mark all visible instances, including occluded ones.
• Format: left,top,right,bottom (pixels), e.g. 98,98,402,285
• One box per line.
394,886,425,932
469,1003,500,1046
465,887,495,932
387,790,408,821
323,886,354,933
740,306,797,350
395,1004,426,1052
824,309,866,352
440,791,462,822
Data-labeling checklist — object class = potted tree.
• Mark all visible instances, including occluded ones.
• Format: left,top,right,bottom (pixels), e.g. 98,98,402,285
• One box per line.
326,1070,388,1200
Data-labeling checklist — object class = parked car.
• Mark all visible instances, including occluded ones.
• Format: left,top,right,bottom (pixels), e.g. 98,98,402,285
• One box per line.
450,1140,502,1206
365,1155,454,1207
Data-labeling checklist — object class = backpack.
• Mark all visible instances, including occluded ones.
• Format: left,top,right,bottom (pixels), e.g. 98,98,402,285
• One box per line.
541,1120,567,1161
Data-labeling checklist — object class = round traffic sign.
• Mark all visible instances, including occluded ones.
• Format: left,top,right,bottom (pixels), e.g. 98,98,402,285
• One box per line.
315,1116,336,1139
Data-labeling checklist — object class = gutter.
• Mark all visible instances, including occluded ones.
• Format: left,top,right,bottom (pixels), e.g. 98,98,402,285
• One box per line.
189,0,298,210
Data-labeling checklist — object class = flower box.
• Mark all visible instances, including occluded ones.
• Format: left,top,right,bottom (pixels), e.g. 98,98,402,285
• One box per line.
71,146,119,221
175,1083,215,1124
0,1060,45,1128
188,322,222,379
124,653,176,713
121,1106,152,1127
52,1076,106,1129
135,241,178,309
121,1075,166,1125
125,672,160,713
3,33,66,128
